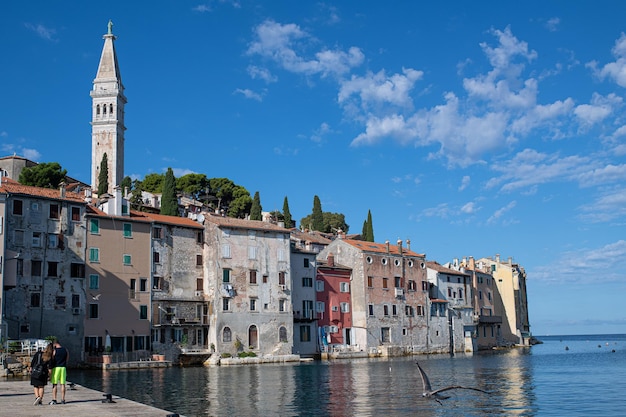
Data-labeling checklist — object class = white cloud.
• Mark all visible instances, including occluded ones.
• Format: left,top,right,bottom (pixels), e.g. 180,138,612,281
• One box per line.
573,93,621,127
310,122,333,142
247,65,277,83
531,240,626,283
545,17,560,32
579,187,626,222
458,175,470,191
24,23,57,41
21,148,42,161
172,168,196,177
487,200,516,224
589,33,626,87
338,68,423,109
234,88,263,101
247,20,363,77
460,201,477,214
192,4,212,12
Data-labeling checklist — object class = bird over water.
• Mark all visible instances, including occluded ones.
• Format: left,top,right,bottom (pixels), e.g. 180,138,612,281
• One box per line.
415,362,488,402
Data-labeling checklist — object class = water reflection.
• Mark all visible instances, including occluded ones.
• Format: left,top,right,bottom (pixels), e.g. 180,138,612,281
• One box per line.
70,336,626,417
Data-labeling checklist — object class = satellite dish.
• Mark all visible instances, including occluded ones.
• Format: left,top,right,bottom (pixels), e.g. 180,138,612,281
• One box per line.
197,214,205,224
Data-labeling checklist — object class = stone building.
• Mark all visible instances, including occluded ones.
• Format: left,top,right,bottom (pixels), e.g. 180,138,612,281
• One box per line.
317,237,428,356
0,177,89,365
202,214,293,356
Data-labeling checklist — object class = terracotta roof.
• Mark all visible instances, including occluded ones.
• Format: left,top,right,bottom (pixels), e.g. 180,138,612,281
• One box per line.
85,206,204,228
426,261,470,276
0,177,86,203
290,229,333,244
204,213,289,232
430,298,449,303
341,238,424,257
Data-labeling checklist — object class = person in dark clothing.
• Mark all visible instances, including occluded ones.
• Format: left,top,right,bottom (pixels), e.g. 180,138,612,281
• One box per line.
49,338,70,405
30,343,53,405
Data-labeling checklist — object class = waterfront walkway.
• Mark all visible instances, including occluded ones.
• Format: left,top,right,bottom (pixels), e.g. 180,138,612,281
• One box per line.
0,379,183,416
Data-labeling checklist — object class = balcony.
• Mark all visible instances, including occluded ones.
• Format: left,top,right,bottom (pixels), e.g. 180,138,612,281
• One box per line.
478,315,502,324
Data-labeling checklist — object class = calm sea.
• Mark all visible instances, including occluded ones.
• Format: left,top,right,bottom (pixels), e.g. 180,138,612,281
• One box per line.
67,334,626,416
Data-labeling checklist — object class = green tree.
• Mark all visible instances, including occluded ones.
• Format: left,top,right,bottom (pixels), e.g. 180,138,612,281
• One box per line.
18,162,68,189
362,210,374,241
141,173,165,193
282,196,294,228
129,179,144,211
311,195,324,231
176,173,209,199
121,176,132,195
160,168,178,216
250,191,262,220
323,212,349,234
205,178,252,217
227,186,253,218
97,153,109,195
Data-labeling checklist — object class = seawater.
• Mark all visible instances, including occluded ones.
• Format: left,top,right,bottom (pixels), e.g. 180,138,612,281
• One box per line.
68,334,626,416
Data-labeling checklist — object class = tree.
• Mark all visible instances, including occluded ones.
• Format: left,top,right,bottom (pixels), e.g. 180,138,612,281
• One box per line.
97,153,109,195
141,173,165,193
205,178,252,217
160,168,178,216
282,196,294,228
121,176,132,195
176,173,209,199
129,179,144,211
18,162,67,189
362,210,374,242
301,210,349,234
311,195,324,231
227,186,253,218
250,191,262,220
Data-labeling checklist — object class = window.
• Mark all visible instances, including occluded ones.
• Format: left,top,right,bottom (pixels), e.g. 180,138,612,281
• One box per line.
316,280,324,292
394,276,402,288
222,244,231,258
153,252,160,264
55,296,66,306
153,227,162,239
222,298,230,311
422,281,429,291
279,326,288,343
123,254,132,265
383,305,389,316
196,255,203,266
459,289,463,299
223,327,232,342
340,302,350,313
196,230,203,244
392,305,397,316
123,223,132,237
139,305,148,320
382,278,388,289
140,278,147,292
13,199,23,215
130,279,136,299
279,299,286,312
89,304,99,319
30,292,41,307
405,305,414,316
49,204,60,219
303,300,314,319
448,288,452,297
153,276,162,290
71,263,85,278
381,327,390,343
249,270,257,284
250,298,257,311
278,249,285,262
302,277,313,287
89,274,99,289
304,258,310,268
417,305,424,316
248,246,257,259
488,292,492,301
340,282,350,293
48,234,58,248
196,278,203,291
71,206,81,221
368,304,374,316
16,259,23,276
279,271,286,285
408,280,416,291
222,269,231,283
32,232,42,247
300,325,311,342
263,275,268,284
367,276,373,287
89,219,99,234
47,261,58,277
31,260,42,277
316,301,325,312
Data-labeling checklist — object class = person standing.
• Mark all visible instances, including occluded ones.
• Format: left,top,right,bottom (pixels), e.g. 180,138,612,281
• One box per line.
49,338,69,405
30,343,53,405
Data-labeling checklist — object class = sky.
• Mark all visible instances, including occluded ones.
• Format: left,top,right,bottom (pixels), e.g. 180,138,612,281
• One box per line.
2,1,625,337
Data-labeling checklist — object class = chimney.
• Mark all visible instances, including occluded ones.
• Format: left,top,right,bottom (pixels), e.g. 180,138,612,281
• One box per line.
508,256,512,265
495,253,500,263
397,239,402,254
385,240,390,253
469,256,475,270
406,239,411,251
59,181,66,199
327,253,335,267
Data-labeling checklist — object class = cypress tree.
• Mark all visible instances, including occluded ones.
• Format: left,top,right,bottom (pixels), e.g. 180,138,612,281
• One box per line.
282,196,293,228
366,209,375,242
160,168,178,216
311,195,324,232
250,191,262,220
97,153,109,195
362,219,368,240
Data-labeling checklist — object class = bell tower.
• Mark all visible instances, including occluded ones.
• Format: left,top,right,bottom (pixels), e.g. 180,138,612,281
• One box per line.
91,20,126,194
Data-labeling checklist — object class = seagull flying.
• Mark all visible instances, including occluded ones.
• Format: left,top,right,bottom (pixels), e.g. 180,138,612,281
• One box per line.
90,293,101,300
416,362,488,403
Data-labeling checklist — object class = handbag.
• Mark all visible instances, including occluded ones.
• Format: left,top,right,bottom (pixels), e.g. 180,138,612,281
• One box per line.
31,353,45,379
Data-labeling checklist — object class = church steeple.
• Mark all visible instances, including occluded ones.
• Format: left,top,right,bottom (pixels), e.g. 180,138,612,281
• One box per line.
91,20,126,194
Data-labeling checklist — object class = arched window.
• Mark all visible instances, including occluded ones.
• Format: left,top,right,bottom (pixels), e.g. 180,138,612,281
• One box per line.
109,103,114,114
279,326,287,343
248,325,258,349
103,104,107,114
96,104,100,115
222,326,231,343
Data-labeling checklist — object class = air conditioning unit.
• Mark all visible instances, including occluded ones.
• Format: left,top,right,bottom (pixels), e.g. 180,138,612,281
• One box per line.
395,288,404,298
72,308,80,315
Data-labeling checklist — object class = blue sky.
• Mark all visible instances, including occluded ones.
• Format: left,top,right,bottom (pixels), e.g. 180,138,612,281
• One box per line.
2,1,625,336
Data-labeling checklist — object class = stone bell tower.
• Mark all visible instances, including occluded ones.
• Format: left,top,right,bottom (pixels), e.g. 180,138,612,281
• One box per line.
91,20,126,194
